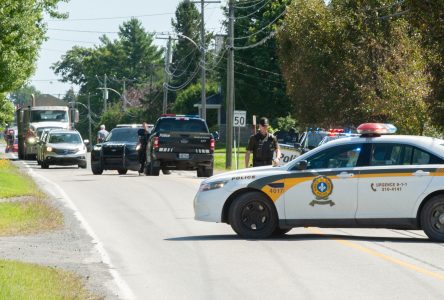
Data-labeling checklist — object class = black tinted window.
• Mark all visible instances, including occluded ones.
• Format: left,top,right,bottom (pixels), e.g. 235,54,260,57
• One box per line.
305,144,363,169
156,118,208,133
49,133,81,144
371,143,444,166
107,128,139,142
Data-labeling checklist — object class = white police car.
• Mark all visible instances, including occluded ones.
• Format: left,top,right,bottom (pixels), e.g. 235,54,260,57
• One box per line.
194,123,444,241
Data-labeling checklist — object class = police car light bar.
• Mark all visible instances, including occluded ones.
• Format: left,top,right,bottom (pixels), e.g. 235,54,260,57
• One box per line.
357,123,397,136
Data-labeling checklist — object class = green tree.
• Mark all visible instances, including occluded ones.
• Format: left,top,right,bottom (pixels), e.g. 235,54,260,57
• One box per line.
218,0,292,121
407,0,444,130
52,18,164,138
0,0,67,126
277,0,431,134
8,84,41,107
170,1,201,88
0,0,67,94
172,82,218,114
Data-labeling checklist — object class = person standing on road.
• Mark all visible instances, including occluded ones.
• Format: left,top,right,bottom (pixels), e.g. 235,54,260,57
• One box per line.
245,117,281,168
137,122,150,174
96,124,109,144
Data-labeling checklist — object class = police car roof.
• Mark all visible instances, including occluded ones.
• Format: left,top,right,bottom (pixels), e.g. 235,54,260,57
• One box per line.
316,134,444,155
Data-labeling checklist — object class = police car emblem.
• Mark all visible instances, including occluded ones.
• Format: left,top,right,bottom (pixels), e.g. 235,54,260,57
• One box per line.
310,175,335,206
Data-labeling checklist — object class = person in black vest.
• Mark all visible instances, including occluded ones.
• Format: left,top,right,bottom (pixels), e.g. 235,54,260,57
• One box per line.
138,122,150,174
245,117,281,168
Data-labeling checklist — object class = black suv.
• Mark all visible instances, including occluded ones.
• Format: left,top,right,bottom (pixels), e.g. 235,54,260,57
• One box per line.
91,126,141,175
145,115,214,177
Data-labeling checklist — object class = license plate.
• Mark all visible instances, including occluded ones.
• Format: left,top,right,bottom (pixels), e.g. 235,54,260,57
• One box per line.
179,153,189,159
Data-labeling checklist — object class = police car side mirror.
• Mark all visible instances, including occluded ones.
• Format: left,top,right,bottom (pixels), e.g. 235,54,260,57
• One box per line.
296,160,307,170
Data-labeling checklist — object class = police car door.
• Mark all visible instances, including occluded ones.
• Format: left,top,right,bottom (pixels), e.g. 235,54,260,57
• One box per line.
284,143,363,222
356,143,435,221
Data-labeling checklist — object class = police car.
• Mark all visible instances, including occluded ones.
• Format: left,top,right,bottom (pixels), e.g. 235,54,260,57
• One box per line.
194,123,444,241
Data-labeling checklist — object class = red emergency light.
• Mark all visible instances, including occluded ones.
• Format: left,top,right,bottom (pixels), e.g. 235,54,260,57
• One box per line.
357,123,397,136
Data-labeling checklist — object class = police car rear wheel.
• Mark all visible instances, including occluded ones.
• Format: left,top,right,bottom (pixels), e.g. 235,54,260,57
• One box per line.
421,195,444,242
229,192,277,239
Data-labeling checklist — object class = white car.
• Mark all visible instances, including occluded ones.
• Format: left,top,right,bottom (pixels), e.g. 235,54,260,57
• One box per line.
41,130,88,169
194,123,444,241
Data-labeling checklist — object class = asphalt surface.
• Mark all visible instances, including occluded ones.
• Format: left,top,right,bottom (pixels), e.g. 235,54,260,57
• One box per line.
4,150,444,299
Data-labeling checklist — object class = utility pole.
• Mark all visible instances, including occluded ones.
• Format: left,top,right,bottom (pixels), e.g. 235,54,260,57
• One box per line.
87,93,92,145
163,36,172,114
122,78,127,111
103,74,108,112
200,0,207,120
192,0,220,120
226,0,234,169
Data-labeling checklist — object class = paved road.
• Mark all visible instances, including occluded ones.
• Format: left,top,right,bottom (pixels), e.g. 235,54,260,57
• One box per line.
17,156,444,299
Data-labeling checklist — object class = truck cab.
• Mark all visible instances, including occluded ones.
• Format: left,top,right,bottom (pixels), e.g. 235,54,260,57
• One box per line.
16,106,79,160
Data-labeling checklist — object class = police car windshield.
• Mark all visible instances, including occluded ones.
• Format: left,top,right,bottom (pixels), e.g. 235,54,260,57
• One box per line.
107,128,139,142
49,133,82,144
156,119,208,133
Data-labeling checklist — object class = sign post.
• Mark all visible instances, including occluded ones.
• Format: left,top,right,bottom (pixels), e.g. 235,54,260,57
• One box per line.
233,110,246,169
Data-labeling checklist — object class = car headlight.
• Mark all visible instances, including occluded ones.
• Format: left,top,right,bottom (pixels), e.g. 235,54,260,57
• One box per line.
136,144,141,151
93,145,102,151
199,180,228,192
46,146,53,152
27,137,36,144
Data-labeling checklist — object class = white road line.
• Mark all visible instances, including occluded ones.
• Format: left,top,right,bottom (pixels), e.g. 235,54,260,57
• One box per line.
23,162,135,300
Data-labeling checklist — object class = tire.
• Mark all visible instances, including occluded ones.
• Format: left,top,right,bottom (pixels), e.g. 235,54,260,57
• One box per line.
203,167,213,177
197,167,204,177
229,191,278,239
150,160,160,176
117,169,128,175
79,162,87,169
91,163,103,175
420,195,444,242
41,161,49,169
144,163,151,176
162,168,171,175
272,228,292,236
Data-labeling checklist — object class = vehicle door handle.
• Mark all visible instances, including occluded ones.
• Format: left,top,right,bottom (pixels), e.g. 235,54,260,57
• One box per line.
337,172,354,178
413,170,430,176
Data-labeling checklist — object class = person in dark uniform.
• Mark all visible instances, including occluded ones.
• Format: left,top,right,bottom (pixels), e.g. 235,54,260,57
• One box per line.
245,117,281,168
138,122,150,174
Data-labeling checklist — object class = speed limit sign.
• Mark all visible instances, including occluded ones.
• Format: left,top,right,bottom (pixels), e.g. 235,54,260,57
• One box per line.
233,110,247,127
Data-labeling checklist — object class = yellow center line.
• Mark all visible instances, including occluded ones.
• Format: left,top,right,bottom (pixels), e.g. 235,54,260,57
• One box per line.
306,227,444,282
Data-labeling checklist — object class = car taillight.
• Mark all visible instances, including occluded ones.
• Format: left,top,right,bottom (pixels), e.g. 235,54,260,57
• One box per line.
210,138,215,153
153,136,159,149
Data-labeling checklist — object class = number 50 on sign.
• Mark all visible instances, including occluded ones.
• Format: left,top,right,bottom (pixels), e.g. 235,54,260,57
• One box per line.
233,110,246,127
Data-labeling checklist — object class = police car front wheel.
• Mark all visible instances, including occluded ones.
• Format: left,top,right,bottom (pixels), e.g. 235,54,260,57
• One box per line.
229,191,278,239
421,195,444,242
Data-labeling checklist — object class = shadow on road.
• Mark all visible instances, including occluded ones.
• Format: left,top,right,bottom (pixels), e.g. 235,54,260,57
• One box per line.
165,233,437,244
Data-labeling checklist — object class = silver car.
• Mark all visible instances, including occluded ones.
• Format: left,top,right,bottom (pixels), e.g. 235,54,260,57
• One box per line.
41,130,88,169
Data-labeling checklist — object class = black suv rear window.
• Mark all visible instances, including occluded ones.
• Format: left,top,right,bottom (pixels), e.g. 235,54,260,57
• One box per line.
156,118,208,133
107,128,139,142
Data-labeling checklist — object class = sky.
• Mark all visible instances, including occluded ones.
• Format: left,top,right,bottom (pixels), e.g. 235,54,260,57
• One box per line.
31,0,226,98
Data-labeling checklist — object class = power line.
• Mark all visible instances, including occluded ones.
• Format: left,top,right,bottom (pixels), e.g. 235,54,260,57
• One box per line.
48,12,175,22
234,60,281,76
234,0,266,10
234,9,286,40
234,29,278,50
233,0,272,19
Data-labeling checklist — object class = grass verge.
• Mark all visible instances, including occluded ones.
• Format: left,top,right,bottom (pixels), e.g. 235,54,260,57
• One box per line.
0,159,40,198
214,145,248,171
0,259,97,299
0,159,63,235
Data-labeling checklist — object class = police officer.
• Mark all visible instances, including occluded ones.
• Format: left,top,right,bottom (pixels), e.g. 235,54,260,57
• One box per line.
96,124,109,144
245,117,281,168
137,122,150,174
